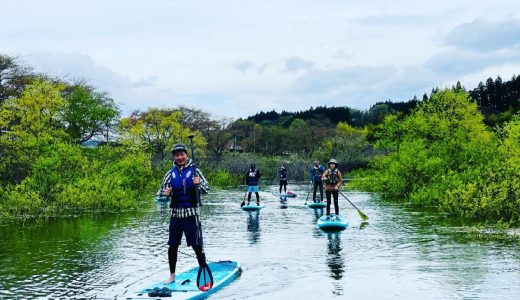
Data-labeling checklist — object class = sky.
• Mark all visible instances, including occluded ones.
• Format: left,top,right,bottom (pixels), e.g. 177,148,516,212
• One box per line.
2,0,520,119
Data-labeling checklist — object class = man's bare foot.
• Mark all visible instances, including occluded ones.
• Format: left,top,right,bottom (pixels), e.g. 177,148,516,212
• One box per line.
164,273,176,284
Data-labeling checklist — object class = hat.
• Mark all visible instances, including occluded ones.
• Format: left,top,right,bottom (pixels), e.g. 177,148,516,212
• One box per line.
250,163,256,168
171,143,188,154
328,159,338,165
314,160,319,164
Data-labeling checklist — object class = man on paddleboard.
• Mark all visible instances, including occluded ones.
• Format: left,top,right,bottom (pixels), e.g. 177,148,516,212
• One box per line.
158,143,209,284
310,160,325,203
278,163,288,194
246,163,261,205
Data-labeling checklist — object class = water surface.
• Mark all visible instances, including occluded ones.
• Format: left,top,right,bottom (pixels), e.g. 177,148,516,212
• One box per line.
0,186,519,299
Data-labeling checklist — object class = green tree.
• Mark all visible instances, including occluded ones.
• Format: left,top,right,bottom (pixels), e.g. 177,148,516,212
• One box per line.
119,108,204,168
0,79,65,140
62,84,120,144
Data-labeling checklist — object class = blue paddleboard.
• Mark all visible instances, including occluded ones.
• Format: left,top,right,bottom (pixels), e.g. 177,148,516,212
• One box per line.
306,201,326,208
130,261,241,300
242,203,265,211
155,196,169,203
273,192,297,198
317,214,348,231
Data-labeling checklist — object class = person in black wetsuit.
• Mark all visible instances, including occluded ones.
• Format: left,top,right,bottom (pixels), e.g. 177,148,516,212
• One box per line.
278,163,288,194
310,160,325,202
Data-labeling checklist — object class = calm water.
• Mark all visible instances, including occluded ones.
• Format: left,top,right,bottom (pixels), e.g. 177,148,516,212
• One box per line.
0,186,519,299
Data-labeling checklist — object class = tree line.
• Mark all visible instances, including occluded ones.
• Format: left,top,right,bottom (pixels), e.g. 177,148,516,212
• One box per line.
1,54,519,225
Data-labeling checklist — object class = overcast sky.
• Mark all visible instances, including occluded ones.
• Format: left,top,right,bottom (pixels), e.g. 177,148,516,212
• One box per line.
2,0,520,118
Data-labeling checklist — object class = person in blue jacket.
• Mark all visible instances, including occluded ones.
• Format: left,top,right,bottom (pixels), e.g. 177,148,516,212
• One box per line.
310,160,325,202
278,163,288,194
246,163,261,205
157,143,209,284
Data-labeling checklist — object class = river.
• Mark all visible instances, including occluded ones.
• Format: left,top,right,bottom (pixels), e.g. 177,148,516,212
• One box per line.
0,186,519,299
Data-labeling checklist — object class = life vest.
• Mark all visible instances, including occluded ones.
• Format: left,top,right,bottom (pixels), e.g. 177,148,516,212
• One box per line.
169,165,196,208
246,169,260,185
324,169,339,185
311,166,323,181
279,168,287,180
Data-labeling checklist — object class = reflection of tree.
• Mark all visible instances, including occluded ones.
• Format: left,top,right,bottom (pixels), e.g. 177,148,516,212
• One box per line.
247,211,261,244
326,233,344,283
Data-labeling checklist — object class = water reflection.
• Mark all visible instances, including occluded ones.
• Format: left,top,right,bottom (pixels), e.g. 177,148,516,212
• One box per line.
326,233,344,281
312,208,324,222
279,196,288,209
246,211,261,244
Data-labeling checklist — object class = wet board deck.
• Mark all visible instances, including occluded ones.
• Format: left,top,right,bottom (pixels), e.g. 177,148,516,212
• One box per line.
317,214,348,231
272,192,297,198
306,202,327,208
241,203,265,211
128,261,241,300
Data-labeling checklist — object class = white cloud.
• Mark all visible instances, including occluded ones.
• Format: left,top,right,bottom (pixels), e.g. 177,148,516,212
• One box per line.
1,1,520,118
444,19,520,52
284,57,314,72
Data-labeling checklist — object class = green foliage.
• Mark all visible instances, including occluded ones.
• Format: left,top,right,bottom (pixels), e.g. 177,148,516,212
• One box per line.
362,89,520,224
205,170,242,188
0,79,66,139
119,108,205,169
62,84,120,144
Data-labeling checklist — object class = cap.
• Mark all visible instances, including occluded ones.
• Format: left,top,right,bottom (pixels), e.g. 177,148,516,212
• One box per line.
171,143,188,154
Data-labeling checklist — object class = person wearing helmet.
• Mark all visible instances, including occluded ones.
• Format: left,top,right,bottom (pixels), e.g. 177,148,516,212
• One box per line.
310,160,325,202
245,163,261,205
157,143,209,284
321,159,343,218
278,163,288,194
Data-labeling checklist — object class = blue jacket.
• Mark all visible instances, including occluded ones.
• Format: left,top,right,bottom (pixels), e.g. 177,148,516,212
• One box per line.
310,165,325,181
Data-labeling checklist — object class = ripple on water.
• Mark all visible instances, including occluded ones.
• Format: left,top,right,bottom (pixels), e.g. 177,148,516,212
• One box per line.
0,189,519,299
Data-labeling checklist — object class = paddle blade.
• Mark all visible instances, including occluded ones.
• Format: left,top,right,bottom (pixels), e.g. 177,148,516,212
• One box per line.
197,264,214,292
358,210,369,221
240,201,245,207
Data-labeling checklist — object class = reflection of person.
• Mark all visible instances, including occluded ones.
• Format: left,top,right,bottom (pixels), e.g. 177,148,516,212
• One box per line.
278,163,288,193
327,233,344,281
158,143,209,284
246,163,261,205
310,160,325,202
247,211,261,244
321,159,343,218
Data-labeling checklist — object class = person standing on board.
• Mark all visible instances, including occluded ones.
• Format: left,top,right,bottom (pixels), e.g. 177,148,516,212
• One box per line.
321,159,343,219
310,160,325,202
278,163,288,194
246,163,261,205
158,143,209,284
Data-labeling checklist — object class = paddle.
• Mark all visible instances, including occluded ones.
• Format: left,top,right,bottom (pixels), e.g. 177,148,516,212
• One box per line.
188,134,214,291
338,190,369,221
240,189,247,207
196,263,214,292
304,181,313,205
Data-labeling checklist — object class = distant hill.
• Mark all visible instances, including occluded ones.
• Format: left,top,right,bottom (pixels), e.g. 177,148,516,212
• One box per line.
244,75,519,127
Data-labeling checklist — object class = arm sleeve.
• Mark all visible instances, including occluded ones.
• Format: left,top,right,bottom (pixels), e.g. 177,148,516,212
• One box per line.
196,168,210,194
157,170,172,195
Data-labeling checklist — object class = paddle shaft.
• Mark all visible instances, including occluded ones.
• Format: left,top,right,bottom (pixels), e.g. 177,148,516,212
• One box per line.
338,190,369,220
188,135,201,206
